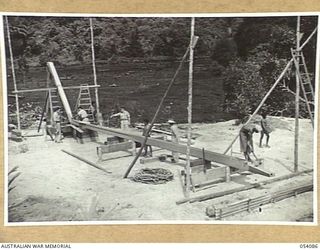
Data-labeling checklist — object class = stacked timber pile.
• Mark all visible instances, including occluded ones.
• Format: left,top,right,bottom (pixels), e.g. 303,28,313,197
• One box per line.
206,181,313,220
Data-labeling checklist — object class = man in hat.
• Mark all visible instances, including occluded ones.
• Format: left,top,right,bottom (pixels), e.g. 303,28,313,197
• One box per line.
110,107,131,130
53,107,62,143
168,119,180,163
239,124,260,162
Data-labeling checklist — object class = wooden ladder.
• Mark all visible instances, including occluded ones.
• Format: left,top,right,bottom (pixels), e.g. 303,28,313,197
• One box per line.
292,49,315,126
75,85,94,123
48,88,69,127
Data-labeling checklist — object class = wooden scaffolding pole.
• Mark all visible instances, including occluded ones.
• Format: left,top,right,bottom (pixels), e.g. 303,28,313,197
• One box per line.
294,16,301,172
5,16,21,131
89,18,102,125
185,17,195,197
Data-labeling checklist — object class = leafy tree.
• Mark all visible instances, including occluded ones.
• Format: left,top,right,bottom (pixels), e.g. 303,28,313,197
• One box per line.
222,16,317,119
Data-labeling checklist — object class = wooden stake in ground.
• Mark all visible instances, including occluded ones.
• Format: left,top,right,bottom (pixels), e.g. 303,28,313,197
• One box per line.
37,92,49,133
294,16,301,172
89,18,102,125
5,16,21,131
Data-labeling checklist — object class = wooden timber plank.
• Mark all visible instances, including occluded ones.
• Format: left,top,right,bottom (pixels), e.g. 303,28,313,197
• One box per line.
66,124,84,133
74,121,247,170
206,181,313,219
47,62,73,122
62,149,112,174
248,165,274,177
192,166,227,186
12,85,100,94
135,125,172,135
140,155,167,164
98,141,133,153
190,158,211,167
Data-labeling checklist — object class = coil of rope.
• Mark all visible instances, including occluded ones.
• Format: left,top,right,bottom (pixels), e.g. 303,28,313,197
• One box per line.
132,168,174,184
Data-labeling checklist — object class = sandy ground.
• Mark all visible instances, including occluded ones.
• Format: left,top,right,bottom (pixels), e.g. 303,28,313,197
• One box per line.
7,117,314,223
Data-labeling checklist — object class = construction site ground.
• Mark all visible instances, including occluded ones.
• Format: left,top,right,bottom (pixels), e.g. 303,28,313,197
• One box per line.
7,116,314,223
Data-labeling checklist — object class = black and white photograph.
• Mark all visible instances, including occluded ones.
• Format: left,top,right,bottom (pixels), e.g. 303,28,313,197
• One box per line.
2,13,318,224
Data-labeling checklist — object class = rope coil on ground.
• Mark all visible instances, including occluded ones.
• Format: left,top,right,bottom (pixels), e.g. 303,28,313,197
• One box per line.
133,168,174,184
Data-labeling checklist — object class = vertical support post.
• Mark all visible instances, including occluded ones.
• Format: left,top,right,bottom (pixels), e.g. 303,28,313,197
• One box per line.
44,93,50,141
89,18,102,125
97,147,102,162
44,70,50,141
5,16,21,131
48,89,54,125
294,16,301,172
131,140,136,156
186,17,195,198
225,166,231,182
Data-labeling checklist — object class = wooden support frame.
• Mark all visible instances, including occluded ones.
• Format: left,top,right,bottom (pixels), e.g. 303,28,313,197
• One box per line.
190,158,211,168
191,166,230,187
97,140,136,161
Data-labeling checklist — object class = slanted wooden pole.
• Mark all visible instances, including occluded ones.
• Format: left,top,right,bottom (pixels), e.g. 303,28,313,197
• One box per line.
299,26,317,51
294,16,301,172
186,17,196,197
223,59,293,154
62,149,112,174
5,16,21,131
89,18,102,125
47,62,73,122
123,46,191,178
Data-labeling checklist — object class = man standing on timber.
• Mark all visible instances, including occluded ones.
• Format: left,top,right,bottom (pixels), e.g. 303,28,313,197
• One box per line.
53,107,62,143
168,119,180,163
142,118,153,157
239,124,260,162
77,106,89,123
259,113,272,148
110,107,131,129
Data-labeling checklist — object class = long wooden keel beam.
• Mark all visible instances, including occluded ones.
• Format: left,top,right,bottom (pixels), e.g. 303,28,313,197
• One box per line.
73,121,247,171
